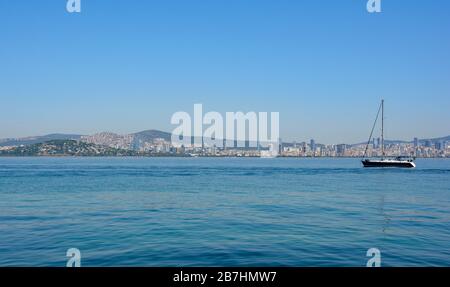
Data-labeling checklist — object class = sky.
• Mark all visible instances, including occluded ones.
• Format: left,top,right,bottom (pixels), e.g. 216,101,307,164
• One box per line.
0,0,449,144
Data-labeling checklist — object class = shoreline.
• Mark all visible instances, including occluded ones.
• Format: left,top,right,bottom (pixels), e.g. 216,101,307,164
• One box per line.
0,155,449,159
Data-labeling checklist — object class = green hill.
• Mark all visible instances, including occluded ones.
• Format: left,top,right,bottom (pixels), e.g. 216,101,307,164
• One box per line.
0,140,139,156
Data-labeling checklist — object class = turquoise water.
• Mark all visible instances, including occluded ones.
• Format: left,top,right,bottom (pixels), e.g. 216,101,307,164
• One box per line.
0,157,449,266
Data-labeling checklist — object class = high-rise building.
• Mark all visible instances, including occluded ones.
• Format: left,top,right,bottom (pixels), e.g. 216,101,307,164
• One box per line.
435,141,444,151
279,138,283,155
414,137,418,149
310,139,316,153
336,144,346,156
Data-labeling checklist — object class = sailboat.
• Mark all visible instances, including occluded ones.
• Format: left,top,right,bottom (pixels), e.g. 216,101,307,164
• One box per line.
361,100,416,168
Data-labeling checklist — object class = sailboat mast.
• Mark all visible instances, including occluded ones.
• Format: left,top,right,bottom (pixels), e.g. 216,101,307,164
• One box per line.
381,99,384,158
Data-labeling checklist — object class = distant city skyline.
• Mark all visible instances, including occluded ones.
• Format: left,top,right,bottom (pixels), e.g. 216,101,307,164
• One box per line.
0,128,448,148
1,1,449,144
1,128,448,158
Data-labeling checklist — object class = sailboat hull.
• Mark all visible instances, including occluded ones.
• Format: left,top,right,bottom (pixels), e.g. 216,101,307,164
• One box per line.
361,100,417,169
362,159,416,168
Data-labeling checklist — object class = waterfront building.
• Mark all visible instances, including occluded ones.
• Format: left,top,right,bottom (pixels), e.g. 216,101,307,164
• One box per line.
310,139,316,154
336,144,346,156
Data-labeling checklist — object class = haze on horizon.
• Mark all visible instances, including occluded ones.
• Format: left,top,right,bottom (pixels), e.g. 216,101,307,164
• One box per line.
0,1,449,144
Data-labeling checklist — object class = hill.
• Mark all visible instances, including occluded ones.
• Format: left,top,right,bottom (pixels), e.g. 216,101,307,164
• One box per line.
132,130,172,142
0,134,82,147
0,140,139,156
352,135,450,146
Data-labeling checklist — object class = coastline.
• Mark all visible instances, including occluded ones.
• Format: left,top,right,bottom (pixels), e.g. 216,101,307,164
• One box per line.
0,155,448,159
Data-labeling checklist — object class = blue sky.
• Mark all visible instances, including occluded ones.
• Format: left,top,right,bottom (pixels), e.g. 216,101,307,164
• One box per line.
0,0,449,144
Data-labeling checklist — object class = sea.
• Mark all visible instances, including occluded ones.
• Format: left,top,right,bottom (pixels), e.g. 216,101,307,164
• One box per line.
0,157,449,266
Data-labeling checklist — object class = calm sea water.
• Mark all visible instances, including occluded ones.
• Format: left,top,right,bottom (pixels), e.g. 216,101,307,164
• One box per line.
0,157,449,266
